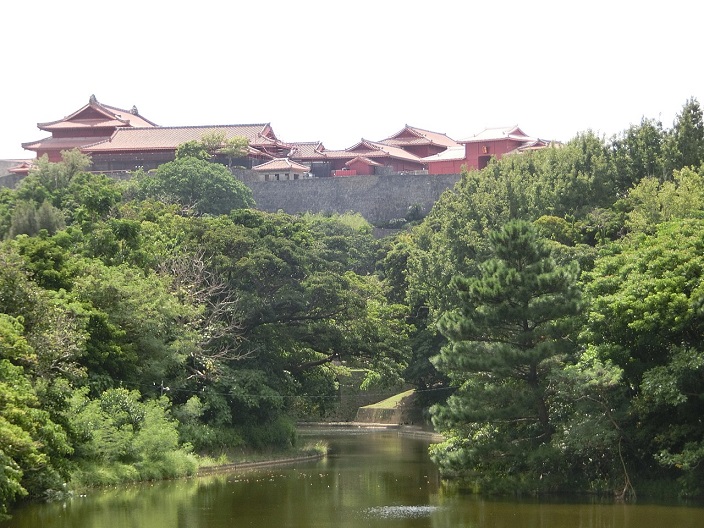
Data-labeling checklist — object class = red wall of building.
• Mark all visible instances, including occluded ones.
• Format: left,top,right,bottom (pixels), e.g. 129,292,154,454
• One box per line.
37,150,63,163
346,159,375,175
389,159,425,173
427,159,466,175
463,139,523,170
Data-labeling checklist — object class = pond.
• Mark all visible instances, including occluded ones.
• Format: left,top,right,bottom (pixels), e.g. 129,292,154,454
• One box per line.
3,427,704,527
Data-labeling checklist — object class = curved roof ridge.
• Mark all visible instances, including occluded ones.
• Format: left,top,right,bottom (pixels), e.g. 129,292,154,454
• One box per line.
120,123,271,131
38,95,158,129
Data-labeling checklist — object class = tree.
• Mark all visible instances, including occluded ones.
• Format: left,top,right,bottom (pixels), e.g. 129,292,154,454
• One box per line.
663,98,704,176
141,209,413,428
200,131,249,168
620,166,704,234
138,156,254,216
0,247,85,382
69,259,198,394
0,314,72,518
175,132,250,168
407,132,616,326
609,117,665,191
15,150,92,207
68,387,196,482
404,137,617,408
583,218,704,492
175,140,211,161
430,220,581,490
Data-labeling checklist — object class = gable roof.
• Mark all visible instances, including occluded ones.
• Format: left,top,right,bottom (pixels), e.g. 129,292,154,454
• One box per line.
288,141,327,160
458,125,533,144
381,125,460,148
345,156,383,167
7,160,34,175
38,95,158,131
252,158,310,172
323,139,422,163
82,124,285,152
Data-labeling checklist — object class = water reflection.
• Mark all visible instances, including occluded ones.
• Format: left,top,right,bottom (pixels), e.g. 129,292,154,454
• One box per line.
3,430,704,528
364,505,441,518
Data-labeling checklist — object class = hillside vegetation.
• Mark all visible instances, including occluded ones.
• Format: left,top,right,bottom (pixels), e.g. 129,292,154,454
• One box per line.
1,98,704,516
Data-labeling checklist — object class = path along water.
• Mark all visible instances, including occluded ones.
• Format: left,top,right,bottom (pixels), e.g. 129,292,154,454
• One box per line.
3,426,704,527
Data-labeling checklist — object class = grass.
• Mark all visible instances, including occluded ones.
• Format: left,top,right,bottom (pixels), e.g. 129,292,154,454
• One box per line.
361,389,415,410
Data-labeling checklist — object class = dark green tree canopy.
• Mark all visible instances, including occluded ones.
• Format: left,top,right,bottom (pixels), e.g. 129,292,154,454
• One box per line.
664,97,704,174
430,220,581,488
138,157,253,216
582,217,704,489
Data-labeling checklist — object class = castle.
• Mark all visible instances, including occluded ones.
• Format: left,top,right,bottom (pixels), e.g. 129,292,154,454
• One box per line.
12,95,556,180
0,97,560,224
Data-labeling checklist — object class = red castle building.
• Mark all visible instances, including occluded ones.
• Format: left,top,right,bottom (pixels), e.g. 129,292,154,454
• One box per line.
22,95,158,163
21,95,289,173
457,125,552,171
16,96,556,178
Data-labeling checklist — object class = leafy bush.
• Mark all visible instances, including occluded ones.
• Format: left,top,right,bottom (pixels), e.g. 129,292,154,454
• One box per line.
68,388,196,487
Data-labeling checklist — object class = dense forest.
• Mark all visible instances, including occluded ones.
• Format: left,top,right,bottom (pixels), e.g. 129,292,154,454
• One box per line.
2,98,704,516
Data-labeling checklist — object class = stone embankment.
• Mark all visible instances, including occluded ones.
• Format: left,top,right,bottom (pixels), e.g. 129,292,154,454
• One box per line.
297,388,443,441
245,173,461,225
353,389,421,425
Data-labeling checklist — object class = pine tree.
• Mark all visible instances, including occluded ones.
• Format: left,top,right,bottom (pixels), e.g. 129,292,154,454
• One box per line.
430,220,581,487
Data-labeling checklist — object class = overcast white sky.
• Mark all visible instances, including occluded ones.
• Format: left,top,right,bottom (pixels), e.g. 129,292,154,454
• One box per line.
1,0,702,160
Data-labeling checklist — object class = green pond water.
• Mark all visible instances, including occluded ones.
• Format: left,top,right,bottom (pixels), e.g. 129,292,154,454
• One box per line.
3,428,704,527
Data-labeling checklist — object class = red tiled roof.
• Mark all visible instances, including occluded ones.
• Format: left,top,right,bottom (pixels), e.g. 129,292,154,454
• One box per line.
38,95,158,131
22,135,112,151
83,124,283,152
382,125,460,148
421,146,466,162
42,119,138,130
458,125,532,143
382,137,430,147
7,161,34,174
507,139,560,155
345,156,382,167
252,158,310,172
323,140,423,163
288,141,326,159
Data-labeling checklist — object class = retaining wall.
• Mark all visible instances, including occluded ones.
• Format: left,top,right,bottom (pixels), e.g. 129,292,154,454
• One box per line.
244,173,461,225
1,164,463,226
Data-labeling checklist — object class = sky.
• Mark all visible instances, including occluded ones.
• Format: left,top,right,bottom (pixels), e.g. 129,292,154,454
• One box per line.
1,0,702,160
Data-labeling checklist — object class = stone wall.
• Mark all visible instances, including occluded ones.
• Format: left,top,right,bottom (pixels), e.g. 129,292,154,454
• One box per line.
0,164,463,226
244,173,462,225
354,390,422,425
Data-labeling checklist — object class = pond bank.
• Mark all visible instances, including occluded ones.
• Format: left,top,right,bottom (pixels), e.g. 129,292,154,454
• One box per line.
197,452,325,475
297,422,444,441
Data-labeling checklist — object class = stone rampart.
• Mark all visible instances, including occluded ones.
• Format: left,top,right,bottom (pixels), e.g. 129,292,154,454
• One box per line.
0,165,463,225
244,173,461,225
